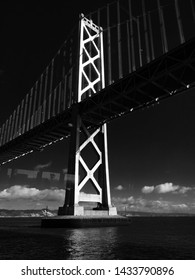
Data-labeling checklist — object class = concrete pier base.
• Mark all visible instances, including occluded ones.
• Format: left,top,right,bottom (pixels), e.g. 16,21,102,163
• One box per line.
41,215,130,228
58,205,118,216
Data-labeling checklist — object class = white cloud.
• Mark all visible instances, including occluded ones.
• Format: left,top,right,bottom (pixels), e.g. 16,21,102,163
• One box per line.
155,183,179,193
0,185,39,199
115,185,124,191
149,200,189,212
142,182,192,195
111,194,191,213
142,186,154,194
172,203,188,209
34,161,52,171
112,196,134,205
0,185,64,202
178,187,192,194
112,196,149,211
150,199,170,209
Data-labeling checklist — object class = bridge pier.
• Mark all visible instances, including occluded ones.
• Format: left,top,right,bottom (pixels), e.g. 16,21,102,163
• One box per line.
57,104,117,217
58,206,118,217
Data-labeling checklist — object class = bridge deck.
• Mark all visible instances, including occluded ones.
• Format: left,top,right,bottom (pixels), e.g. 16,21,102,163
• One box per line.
1,37,195,165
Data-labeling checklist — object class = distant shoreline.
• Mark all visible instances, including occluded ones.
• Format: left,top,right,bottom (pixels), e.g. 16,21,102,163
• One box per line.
0,209,195,218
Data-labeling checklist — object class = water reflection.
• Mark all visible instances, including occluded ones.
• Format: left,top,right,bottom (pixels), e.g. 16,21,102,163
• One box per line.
1,217,195,259
63,227,118,259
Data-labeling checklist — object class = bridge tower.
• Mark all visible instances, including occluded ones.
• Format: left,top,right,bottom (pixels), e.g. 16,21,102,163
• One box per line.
58,14,117,216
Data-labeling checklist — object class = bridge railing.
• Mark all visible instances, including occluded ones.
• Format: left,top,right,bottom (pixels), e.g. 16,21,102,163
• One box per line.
1,0,195,147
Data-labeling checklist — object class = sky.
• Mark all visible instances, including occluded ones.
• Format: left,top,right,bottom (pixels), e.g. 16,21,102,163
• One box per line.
1,1,195,213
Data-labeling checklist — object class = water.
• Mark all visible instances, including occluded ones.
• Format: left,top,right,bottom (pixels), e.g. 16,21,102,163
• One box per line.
0,216,195,259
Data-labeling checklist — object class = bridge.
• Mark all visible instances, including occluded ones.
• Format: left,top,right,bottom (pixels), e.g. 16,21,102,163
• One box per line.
1,0,195,217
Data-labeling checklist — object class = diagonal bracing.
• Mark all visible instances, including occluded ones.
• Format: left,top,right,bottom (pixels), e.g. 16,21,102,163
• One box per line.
58,14,116,216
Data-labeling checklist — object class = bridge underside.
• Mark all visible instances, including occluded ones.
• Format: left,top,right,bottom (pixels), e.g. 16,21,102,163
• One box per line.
1,37,195,165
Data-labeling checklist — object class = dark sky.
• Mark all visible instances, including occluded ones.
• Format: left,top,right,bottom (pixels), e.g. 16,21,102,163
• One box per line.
1,0,195,213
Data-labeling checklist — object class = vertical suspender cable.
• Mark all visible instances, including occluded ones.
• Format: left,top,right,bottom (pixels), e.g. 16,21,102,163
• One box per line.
38,74,43,125
0,127,2,146
157,0,168,53
42,67,48,122
107,4,112,85
142,0,150,63
175,0,185,44
14,105,20,137
52,88,57,117
137,17,142,67
6,115,12,142
126,20,132,73
148,12,155,60
22,93,29,133
117,1,123,78
62,44,67,110
3,119,9,144
10,110,16,140
58,82,62,114
31,87,36,129
1,124,5,144
129,0,136,71
48,91,52,120
190,0,195,23
32,83,38,127
27,89,33,131
48,59,54,120
18,99,24,134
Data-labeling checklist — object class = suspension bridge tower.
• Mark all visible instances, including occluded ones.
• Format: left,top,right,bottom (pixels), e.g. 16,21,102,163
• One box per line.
57,14,117,217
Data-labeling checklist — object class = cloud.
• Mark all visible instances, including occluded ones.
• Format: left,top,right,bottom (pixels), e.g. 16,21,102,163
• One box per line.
172,203,188,209
142,186,154,194
115,185,124,191
142,182,192,195
177,187,192,194
112,196,150,211
34,161,52,171
0,185,39,199
149,200,189,212
155,183,179,193
112,194,191,213
0,185,64,202
112,196,134,205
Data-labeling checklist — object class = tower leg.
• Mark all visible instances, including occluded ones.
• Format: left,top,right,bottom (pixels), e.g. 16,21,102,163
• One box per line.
58,107,117,216
58,104,84,216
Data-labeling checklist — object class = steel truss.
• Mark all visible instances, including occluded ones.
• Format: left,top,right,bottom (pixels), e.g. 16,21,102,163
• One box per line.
1,37,195,165
79,36,195,124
